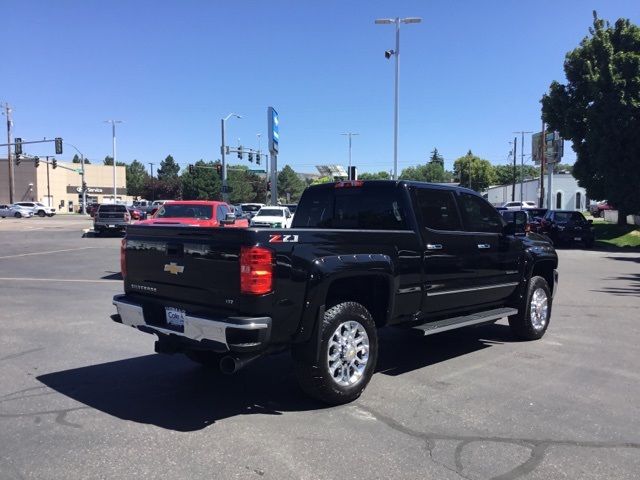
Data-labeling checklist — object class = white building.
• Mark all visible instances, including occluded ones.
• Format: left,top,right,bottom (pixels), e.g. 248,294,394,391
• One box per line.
485,172,588,211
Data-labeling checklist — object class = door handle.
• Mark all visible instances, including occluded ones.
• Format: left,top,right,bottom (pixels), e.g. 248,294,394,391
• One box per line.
426,244,443,250
477,243,491,249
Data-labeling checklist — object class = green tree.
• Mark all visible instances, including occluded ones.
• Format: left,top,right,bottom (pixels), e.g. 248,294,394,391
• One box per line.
493,164,540,186
126,159,148,198
180,160,222,200
553,163,574,174
310,176,333,185
157,155,180,181
542,12,640,224
277,165,306,202
429,148,444,167
71,154,90,164
103,155,125,167
359,171,391,180
399,163,453,183
227,165,258,204
453,150,496,192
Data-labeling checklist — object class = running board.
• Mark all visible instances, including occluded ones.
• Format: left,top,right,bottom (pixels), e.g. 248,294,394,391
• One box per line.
413,307,518,336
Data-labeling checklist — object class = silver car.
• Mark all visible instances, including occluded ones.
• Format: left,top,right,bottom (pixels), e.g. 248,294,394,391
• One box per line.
13,201,56,217
0,204,34,218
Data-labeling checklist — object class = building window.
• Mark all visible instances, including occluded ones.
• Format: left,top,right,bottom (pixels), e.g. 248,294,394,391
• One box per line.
556,191,563,209
575,192,582,210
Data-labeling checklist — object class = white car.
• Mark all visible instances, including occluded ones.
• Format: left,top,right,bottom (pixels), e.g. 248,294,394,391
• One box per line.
250,206,292,228
0,204,34,218
13,201,56,217
240,203,265,219
501,201,537,210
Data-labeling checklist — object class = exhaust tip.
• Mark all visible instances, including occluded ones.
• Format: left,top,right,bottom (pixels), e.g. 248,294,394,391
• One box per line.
219,356,238,375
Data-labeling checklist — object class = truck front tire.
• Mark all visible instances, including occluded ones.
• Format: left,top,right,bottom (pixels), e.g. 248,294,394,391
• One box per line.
293,302,378,405
508,276,552,340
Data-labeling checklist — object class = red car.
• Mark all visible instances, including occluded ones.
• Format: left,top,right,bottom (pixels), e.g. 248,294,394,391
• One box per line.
137,201,249,228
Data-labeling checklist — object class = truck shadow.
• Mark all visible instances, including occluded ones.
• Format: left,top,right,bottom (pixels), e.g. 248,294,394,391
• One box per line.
36,324,512,432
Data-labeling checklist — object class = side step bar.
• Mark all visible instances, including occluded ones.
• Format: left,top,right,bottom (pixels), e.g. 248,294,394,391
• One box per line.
412,307,518,336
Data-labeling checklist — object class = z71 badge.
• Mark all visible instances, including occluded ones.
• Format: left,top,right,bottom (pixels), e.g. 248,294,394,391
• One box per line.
269,234,299,243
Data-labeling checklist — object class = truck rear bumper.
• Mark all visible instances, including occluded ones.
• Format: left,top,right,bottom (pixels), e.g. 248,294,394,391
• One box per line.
112,295,271,353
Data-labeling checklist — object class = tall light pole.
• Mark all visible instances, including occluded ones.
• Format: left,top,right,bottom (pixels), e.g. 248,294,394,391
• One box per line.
341,132,359,179
220,113,241,202
104,120,122,203
375,16,422,180
65,142,87,214
514,130,533,202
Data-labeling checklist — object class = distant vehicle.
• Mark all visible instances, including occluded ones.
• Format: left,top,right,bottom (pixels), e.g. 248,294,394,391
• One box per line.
127,206,146,221
540,210,595,248
94,204,130,235
138,201,249,228
240,203,264,218
282,204,298,214
231,205,249,219
0,204,34,218
525,208,548,233
87,203,101,217
250,206,292,228
501,201,537,210
13,201,56,217
589,201,612,217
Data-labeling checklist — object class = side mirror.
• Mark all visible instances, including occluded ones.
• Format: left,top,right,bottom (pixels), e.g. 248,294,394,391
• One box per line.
220,212,236,225
588,219,593,224
504,210,527,236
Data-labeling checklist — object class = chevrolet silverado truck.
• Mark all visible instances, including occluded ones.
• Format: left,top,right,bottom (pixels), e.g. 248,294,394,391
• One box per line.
112,181,558,404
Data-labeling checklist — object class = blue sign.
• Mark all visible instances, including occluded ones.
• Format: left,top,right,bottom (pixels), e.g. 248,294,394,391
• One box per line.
268,107,279,155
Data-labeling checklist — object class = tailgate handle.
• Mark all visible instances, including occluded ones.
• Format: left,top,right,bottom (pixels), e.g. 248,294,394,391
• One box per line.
166,243,184,256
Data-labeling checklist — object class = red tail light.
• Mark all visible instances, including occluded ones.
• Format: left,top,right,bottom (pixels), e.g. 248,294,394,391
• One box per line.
240,246,274,295
335,180,363,188
120,238,127,279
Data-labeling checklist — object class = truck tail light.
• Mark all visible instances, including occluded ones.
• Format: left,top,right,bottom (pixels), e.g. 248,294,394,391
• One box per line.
120,238,127,279
240,246,274,295
335,180,363,188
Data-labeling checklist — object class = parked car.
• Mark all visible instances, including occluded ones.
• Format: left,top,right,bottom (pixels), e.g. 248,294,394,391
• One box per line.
94,204,130,235
540,210,595,247
114,180,558,405
589,201,612,217
87,203,101,217
250,206,292,228
138,201,249,228
127,206,146,221
282,204,298,215
13,201,56,217
525,208,548,233
499,209,533,233
501,200,537,210
0,204,34,218
240,203,265,219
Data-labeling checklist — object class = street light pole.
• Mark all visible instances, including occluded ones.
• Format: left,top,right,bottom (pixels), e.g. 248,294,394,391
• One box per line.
514,131,533,202
104,120,122,203
375,16,422,180
65,142,87,214
341,132,359,179
220,113,241,203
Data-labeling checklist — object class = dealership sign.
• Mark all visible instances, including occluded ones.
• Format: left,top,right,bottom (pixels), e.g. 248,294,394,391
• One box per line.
76,186,103,193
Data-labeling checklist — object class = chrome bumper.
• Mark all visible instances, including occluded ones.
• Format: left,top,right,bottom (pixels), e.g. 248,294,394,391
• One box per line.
112,296,271,351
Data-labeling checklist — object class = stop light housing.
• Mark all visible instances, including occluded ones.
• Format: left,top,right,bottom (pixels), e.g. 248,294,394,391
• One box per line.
34,156,40,168
52,159,58,169
248,152,253,163
15,156,21,166
256,154,261,165
82,181,87,191
14,138,23,155
237,146,243,159
188,164,195,174
55,138,63,155
215,164,222,176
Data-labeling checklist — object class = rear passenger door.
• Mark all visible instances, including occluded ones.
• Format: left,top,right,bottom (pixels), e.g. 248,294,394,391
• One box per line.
412,187,482,314
456,192,522,305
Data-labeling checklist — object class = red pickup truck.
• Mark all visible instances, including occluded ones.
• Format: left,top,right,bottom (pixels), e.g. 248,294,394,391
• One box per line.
137,201,249,228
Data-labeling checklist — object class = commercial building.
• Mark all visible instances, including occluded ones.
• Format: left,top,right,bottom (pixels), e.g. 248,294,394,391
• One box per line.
0,158,130,212
485,172,588,211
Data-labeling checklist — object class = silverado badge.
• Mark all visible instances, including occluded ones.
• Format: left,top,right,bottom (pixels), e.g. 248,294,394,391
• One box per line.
164,262,185,275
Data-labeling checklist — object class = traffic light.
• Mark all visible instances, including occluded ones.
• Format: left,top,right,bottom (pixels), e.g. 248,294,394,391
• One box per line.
248,152,253,163
82,181,87,191
188,164,195,174
15,156,21,166
14,138,22,155
256,153,261,165
237,146,243,159
215,164,222,176
34,156,40,168
52,159,58,169
55,137,63,155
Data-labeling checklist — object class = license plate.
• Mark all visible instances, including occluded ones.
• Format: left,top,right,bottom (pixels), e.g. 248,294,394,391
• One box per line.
574,237,582,241
108,224,115,228
165,307,186,328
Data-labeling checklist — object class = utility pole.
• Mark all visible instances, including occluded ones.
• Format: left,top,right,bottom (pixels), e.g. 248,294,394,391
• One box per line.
104,120,122,203
341,132,359,179
45,156,51,206
539,121,545,208
221,113,241,203
148,162,155,201
514,131,533,202
511,136,517,201
3,103,14,203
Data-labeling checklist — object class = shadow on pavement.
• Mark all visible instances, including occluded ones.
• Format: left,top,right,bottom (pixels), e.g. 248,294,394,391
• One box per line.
37,323,514,431
596,273,640,297
101,272,123,280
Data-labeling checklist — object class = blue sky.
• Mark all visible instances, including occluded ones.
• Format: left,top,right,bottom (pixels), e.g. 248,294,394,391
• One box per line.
3,0,638,174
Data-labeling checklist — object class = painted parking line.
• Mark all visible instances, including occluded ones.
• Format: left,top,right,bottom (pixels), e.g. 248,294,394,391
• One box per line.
0,277,120,283
0,246,102,260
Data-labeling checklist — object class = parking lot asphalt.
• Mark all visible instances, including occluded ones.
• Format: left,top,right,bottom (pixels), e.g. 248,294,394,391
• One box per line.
1,216,639,479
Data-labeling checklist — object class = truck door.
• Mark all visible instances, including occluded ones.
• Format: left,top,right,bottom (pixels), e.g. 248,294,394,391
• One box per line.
411,187,482,314
456,192,522,305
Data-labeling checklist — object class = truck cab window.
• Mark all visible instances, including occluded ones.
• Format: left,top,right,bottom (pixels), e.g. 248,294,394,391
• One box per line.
457,192,504,233
413,188,462,231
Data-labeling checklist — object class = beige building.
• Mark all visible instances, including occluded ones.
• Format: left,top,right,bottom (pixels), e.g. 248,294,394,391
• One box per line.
0,158,130,212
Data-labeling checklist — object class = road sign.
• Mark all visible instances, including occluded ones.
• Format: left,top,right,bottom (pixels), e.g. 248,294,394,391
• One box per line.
249,169,266,173
268,107,279,155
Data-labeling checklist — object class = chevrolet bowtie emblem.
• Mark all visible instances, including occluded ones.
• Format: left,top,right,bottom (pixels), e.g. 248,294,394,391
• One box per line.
164,262,185,275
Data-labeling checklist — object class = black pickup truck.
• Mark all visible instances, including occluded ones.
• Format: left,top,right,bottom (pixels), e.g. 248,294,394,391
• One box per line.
112,181,558,404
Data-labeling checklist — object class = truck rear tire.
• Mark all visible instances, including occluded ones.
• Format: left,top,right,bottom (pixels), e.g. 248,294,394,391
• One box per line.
184,349,223,373
508,276,552,340
293,302,378,405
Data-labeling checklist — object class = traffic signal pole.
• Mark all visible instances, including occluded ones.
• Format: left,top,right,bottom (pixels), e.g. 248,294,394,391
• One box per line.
4,103,15,204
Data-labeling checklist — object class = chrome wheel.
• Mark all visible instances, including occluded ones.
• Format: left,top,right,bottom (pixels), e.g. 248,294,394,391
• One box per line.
530,288,548,330
327,320,370,387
